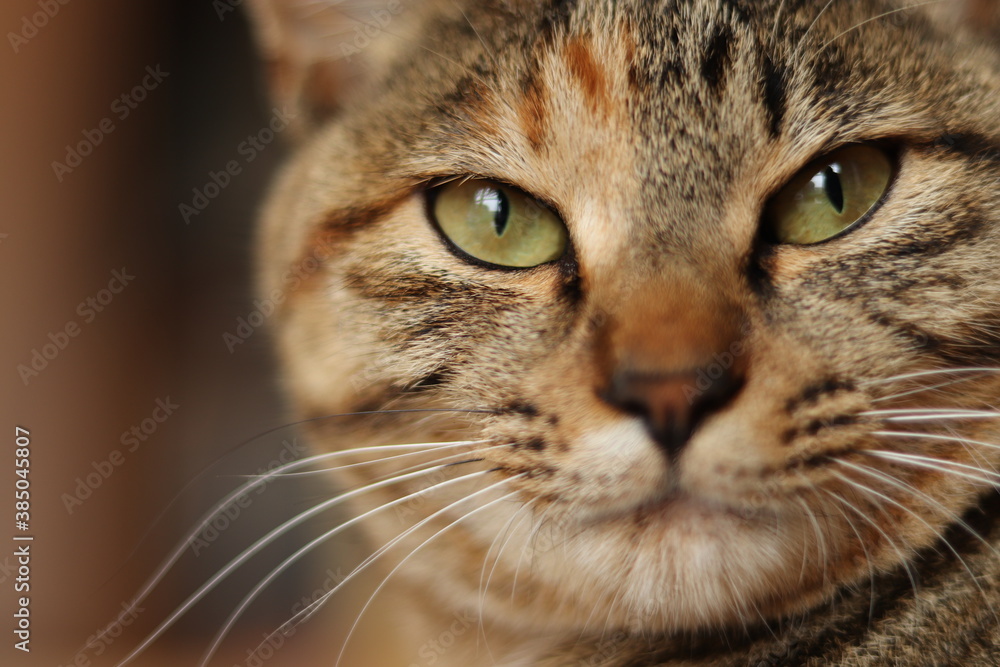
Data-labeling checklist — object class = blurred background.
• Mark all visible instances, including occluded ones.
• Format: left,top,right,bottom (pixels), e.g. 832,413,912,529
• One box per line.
4,2,998,667
0,1,368,664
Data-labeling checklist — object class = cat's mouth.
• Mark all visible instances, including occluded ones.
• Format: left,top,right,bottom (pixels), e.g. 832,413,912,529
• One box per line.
491,414,861,520
624,487,757,528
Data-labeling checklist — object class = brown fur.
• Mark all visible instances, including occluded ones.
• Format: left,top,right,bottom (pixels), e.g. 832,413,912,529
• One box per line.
245,0,1000,664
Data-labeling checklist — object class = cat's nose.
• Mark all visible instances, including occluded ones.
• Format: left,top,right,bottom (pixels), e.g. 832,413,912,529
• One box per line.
592,272,748,457
601,365,744,457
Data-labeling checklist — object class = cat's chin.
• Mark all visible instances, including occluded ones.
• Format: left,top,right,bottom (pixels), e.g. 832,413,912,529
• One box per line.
548,493,842,633
671,501,844,622
465,419,864,634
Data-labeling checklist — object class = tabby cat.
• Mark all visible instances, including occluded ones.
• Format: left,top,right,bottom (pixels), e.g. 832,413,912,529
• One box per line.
127,0,1000,665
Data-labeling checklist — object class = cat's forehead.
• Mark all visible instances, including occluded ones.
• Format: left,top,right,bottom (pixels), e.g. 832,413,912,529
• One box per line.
382,0,972,151
373,1,969,175
352,2,956,253
301,0,994,274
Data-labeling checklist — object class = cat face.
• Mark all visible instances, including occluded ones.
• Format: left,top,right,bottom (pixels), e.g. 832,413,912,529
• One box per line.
253,0,1000,638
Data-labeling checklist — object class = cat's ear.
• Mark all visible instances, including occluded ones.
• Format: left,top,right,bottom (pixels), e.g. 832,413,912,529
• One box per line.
244,0,410,135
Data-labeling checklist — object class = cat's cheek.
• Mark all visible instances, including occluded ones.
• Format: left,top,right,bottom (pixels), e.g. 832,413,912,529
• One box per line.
553,420,670,513
679,399,795,506
275,287,373,414
487,417,671,515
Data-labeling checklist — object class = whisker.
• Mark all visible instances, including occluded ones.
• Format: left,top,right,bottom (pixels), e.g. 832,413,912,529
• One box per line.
863,367,1000,386
829,492,878,623
250,475,524,660
770,0,789,46
857,455,1000,537
870,375,989,403
453,2,498,68
599,588,625,645
835,460,1000,624
198,469,491,667
872,431,1000,486
115,461,475,666
862,408,1000,417
109,441,468,639
793,494,830,587
818,485,921,599
370,444,512,483
510,502,550,604
251,440,485,478
876,414,1000,423
477,499,535,656
814,1,947,55
872,430,1000,453
833,465,954,558
719,562,756,635
862,449,1000,487
836,460,962,531
792,0,838,62
109,410,496,587
832,461,997,602
334,489,523,667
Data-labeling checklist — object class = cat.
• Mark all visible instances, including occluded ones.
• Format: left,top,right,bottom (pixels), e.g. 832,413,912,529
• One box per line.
117,0,1000,665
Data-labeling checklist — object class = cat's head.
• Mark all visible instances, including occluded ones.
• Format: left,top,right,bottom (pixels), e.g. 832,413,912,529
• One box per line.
248,0,1000,637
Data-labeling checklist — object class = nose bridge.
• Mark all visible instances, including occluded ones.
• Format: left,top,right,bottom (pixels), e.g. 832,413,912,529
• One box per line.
600,269,745,374
595,268,747,456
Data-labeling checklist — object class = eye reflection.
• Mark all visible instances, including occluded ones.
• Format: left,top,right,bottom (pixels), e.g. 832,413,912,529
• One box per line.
473,188,510,237
764,145,894,245
431,179,568,268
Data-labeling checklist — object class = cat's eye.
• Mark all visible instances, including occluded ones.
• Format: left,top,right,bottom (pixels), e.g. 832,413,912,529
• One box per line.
764,145,894,245
430,180,568,268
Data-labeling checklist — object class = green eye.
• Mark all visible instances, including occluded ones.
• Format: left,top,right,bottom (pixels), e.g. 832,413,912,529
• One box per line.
431,180,568,268
764,145,894,245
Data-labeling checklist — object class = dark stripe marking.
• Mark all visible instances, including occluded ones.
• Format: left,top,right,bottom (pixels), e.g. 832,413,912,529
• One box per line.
759,53,787,137
701,24,734,94
785,378,855,413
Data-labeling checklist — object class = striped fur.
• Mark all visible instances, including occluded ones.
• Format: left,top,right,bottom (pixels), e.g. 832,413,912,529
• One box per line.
249,1,1000,664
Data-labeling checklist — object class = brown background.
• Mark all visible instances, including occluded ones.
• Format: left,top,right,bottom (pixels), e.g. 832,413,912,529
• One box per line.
0,1,368,664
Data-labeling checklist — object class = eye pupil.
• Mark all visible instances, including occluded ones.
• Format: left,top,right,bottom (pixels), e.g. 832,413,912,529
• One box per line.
431,179,568,268
764,144,893,245
494,191,510,237
471,187,511,237
822,165,845,214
